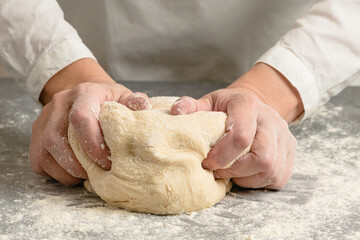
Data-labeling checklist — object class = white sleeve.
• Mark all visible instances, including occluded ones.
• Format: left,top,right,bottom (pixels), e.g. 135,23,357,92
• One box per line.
256,0,360,119
0,0,96,100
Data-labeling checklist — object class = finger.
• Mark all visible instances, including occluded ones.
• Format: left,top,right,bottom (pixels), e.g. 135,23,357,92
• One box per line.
231,148,287,189
266,127,296,189
232,173,272,189
170,96,213,115
232,111,296,190
40,150,83,186
230,148,280,189
213,119,277,179
44,93,88,178
69,83,134,169
124,92,152,111
266,150,294,190
29,140,52,180
29,113,49,178
202,99,257,170
29,107,82,185
69,94,112,170
232,130,295,190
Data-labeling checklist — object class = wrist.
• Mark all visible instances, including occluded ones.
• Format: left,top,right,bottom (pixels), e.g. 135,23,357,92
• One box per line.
39,58,115,105
228,63,304,122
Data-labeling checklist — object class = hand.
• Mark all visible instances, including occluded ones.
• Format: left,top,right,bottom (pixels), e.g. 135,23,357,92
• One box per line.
170,63,303,189
29,59,151,185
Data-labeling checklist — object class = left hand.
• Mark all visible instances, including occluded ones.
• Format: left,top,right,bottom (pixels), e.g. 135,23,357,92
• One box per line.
170,63,303,190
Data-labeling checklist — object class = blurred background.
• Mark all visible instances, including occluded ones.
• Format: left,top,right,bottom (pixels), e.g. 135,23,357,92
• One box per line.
1,0,359,86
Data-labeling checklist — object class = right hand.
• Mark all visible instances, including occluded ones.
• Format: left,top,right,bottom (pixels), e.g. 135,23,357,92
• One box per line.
29,59,151,186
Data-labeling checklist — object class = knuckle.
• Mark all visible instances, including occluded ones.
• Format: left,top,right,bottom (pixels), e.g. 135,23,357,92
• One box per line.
69,108,89,126
72,82,102,98
233,130,252,149
73,82,92,93
43,132,60,152
245,94,259,106
228,94,258,111
262,148,276,164
269,174,281,186
268,108,281,122
262,105,282,122
51,91,67,104
280,120,291,132
259,155,275,172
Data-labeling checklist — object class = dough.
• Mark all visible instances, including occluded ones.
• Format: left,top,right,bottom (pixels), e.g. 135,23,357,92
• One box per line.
68,97,232,214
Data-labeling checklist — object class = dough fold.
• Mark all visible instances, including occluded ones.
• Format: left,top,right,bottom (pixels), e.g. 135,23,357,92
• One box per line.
68,97,232,214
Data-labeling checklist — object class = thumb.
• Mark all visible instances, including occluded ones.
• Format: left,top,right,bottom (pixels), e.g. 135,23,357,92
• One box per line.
170,96,213,115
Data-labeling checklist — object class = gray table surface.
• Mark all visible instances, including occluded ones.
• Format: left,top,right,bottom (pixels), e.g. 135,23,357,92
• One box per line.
0,78,359,240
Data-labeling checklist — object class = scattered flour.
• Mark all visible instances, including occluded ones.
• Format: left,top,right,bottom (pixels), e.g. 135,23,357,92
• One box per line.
1,83,359,239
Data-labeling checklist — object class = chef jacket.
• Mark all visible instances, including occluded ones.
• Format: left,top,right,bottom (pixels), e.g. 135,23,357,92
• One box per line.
1,0,360,120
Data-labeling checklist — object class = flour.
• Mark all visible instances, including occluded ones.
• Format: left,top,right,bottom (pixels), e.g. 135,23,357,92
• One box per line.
1,81,360,240
2,100,359,240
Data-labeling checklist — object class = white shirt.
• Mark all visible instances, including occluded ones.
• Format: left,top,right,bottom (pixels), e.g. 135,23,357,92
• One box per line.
1,0,360,119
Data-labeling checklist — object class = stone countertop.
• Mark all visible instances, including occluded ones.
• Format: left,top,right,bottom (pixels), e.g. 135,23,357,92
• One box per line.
0,78,359,240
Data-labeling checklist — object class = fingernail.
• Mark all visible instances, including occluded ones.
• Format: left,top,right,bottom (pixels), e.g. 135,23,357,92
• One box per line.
202,160,209,169
79,172,88,179
69,169,87,179
100,159,112,170
172,97,197,115
172,105,185,115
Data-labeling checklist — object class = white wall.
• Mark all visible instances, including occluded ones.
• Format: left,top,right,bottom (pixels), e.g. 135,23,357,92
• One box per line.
57,0,108,70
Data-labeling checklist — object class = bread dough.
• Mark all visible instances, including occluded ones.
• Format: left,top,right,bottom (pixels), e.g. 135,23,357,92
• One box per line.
68,97,232,214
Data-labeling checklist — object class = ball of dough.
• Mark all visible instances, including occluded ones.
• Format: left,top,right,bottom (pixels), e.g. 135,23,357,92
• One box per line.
68,97,231,214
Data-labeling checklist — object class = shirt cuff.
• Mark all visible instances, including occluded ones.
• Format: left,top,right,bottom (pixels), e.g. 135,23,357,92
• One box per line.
255,44,321,121
26,39,96,101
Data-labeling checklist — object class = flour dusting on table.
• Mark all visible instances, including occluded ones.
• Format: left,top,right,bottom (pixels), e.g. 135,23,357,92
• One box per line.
1,81,360,240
